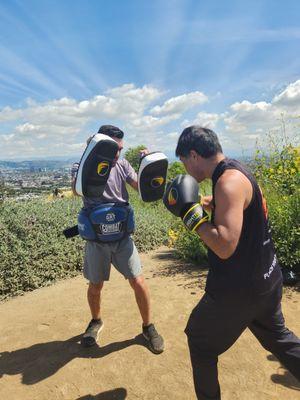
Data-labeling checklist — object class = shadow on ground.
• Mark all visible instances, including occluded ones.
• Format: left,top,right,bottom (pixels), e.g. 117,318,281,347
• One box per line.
149,248,208,290
0,334,146,385
77,388,127,399
267,354,300,391
152,248,300,294
283,277,300,296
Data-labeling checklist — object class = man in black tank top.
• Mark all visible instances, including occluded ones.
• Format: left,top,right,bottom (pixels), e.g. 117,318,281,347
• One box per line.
173,126,300,400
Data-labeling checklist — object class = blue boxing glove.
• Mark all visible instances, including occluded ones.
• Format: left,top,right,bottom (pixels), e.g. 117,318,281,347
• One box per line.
163,174,209,232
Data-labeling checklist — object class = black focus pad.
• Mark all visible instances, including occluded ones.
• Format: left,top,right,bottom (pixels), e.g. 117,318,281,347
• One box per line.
163,174,199,217
75,134,119,197
138,152,168,202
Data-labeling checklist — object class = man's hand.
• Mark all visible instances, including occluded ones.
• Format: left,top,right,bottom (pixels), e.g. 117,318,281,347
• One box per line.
139,148,149,158
163,174,209,231
201,195,214,212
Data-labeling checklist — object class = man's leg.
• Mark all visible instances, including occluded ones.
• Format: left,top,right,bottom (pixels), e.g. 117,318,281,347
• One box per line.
82,241,111,347
187,339,220,400
81,281,105,347
128,275,164,353
112,235,150,324
87,281,104,320
112,236,164,353
129,275,150,326
249,284,300,380
185,293,251,400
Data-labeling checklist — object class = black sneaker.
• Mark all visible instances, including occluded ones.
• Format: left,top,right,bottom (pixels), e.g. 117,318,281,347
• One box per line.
81,319,104,347
142,323,164,354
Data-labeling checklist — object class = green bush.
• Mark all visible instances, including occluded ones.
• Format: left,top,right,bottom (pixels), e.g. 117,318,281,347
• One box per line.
254,145,300,195
124,145,147,172
169,222,208,265
253,143,300,270
261,187,300,270
0,197,83,300
129,187,174,252
0,188,174,300
167,161,185,180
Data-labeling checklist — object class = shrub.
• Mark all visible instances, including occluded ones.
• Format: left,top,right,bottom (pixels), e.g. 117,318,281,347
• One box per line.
167,161,185,180
124,145,147,172
253,141,300,270
168,222,208,266
129,187,174,252
254,145,300,195
0,196,83,300
0,188,174,299
260,187,300,270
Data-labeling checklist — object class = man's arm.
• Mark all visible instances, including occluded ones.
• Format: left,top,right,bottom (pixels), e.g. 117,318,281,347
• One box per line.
71,162,80,196
71,179,79,196
128,178,138,191
127,148,149,192
195,171,252,259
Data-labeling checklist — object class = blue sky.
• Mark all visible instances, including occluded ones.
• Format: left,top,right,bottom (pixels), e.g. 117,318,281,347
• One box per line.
0,0,300,160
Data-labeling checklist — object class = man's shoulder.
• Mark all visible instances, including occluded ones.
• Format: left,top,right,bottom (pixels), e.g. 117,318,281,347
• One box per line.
218,169,251,188
116,158,133,172
117,158,130,166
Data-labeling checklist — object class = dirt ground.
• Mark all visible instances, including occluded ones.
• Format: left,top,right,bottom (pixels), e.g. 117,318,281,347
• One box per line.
0,247,299,400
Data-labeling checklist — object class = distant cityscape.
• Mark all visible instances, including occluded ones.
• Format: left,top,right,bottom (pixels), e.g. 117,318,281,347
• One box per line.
0,159,76,201
0,154,253,202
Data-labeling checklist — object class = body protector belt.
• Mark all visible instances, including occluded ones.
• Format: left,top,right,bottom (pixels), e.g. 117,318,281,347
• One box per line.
138,152,168,202
75,134,119,197
78,203,135,242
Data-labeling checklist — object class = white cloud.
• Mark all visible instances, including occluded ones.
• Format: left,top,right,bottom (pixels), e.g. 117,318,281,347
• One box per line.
16,123,41,133
0,106,24,122
0,84,211,158
182,111,221,129
223,80,300,150
272,79,300,108
3,79,298,159
129,114,180,130
166,131,179,138
151,91,208,116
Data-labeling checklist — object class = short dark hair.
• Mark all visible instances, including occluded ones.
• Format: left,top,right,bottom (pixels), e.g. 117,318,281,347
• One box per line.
98,125,124,139
175,126,222,158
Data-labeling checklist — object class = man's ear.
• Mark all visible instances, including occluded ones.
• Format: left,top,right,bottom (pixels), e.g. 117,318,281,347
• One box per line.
190,150,198,159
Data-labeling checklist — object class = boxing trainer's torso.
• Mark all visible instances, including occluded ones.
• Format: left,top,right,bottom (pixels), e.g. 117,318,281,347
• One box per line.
206,158,282,298
82,158,137,208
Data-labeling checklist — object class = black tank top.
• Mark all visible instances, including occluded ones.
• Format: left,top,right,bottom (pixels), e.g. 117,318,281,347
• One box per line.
206,158,282,298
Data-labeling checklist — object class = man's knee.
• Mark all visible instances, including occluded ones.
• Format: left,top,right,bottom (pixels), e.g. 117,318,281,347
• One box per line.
129,275,146,291
88,281,104,295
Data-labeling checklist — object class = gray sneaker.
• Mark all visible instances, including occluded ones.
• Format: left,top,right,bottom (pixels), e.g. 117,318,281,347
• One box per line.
81,319,104,347
142,323,164,354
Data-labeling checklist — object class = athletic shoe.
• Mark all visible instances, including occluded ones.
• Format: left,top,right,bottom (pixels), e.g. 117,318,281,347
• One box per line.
81,319,104,347
142,323,164,354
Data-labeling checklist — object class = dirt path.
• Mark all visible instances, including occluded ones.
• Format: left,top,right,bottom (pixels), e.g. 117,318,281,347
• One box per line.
0,247,299,400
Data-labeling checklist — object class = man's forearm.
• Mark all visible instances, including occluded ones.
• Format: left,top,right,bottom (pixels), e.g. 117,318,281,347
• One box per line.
128,179,139,191
71,180,79,196
195,222,236,259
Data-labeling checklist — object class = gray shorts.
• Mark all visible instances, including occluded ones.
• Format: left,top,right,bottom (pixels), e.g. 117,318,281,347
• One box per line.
83,235,142,283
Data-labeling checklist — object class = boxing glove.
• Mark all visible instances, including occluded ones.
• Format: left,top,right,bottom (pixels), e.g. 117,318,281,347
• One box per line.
163,174,209,231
